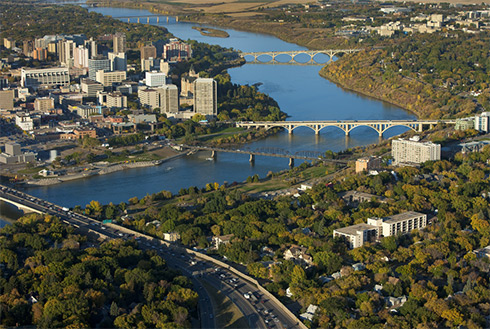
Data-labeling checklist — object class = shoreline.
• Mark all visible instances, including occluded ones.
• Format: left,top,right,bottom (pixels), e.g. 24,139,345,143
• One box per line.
86,2,419,118
23,152,188,187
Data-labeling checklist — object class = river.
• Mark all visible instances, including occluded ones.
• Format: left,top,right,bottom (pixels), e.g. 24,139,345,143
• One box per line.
9,6,415,210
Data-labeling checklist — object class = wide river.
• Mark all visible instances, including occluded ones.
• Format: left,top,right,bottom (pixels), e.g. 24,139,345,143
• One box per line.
5,6,415,214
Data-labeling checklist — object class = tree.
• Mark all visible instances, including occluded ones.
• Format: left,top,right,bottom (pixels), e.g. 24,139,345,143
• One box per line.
110,301,119,317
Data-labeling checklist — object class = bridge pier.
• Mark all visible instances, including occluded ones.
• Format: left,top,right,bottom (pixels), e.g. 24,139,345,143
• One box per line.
249,154,255,163
157,16,160,23
211,150,217,159
418,124,423,132
176,16,179,22
147,17,150,24
127,18,130,23
167,16,169,23
288,126,293,135
289,158,294,167
137,17,140,23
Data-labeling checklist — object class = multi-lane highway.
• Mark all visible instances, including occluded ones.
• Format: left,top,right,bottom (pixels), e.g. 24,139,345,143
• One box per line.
0,184,303,329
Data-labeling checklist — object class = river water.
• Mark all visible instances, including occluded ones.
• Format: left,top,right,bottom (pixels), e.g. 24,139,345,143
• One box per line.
10,6,415,209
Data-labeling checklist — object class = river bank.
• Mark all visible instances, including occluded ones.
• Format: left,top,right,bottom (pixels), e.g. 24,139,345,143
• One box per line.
24,152,187,186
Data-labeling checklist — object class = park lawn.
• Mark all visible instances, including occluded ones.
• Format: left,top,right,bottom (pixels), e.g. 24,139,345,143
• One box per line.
202,282,250,329
17,166,46,174
236,178,289,194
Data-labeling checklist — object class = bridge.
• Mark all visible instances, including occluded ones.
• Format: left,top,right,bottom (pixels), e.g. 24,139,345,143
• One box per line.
182,145,347,167
240,49,362,64
236,119,456,137
113,15,178,24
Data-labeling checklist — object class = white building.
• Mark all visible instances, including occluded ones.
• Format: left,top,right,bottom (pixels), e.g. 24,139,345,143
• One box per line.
145,71,166,87
138,88,160,110
333,211,427,249
193,78,217,116
73,46,89,68
392,138,440,165
15,113,34,131
474,112,490,132
21,67,70,88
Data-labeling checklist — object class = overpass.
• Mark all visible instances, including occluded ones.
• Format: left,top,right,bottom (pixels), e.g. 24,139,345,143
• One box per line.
240,49,362,64
181,145,347,167
236,119,456,137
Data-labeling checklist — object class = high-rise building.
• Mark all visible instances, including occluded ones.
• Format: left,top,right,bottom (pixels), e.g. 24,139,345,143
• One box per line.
163,38,192,62
391,138,441,165
474,112,490,132
113,32,126,54
140,44,157,60
58,39,76,67
23,40,34,56
108,52,127,71
33,48,48,61
193,78,217,116
84,38,98,58
0,90,14,110
181,68,199,96
88,57,111,80
138,88,160,110
145,71,166,87
3,38,14,49
21,67,70,88
159,84,178,113
141,58,159,72
73,46,89,68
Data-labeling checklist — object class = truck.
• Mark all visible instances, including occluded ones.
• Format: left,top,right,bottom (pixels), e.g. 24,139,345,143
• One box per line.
62,207,69,212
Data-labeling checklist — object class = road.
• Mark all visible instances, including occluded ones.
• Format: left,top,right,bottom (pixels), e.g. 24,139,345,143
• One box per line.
0,184,303,329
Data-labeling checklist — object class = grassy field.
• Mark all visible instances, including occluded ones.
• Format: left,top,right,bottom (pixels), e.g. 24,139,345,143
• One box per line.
202,282,250,329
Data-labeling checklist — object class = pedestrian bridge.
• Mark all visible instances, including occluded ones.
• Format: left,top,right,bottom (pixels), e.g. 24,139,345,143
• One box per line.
239,49,362,64
236,120,456,137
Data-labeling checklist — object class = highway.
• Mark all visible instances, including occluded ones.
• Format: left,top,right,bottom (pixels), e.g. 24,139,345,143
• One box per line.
0,184,303,329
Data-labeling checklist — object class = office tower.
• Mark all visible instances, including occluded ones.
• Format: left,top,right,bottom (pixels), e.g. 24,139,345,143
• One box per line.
145,71,166,87
158,84,178,113
193,78,217,116
113,32,126,53
84,37,98,58
140,44,157,60
73,46,89,68
58,39,75,67
108,52,127,71
88,57,111,80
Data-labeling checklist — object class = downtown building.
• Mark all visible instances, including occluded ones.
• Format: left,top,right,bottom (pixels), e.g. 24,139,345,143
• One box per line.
163,38,192,62
138,85,178,113
193,78,217,116
391,138,440,165
21,67,70,88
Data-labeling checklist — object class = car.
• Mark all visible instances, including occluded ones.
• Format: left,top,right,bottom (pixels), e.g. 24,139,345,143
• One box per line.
243,293,250,299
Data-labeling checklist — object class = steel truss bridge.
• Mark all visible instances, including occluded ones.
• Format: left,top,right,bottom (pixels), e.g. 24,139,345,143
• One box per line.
239,49,362,64
236,120,456,137
182,145,347,167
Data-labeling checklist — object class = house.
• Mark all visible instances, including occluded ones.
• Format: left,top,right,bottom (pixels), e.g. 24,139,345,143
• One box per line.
385,296,407,308
300,304,319,322
163,232,180,242
284,245,313,265
212,234,234,249
352,263,366,271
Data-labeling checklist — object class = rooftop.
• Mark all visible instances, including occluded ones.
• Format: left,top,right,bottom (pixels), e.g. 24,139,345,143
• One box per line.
334,223,377,235
382,211,425,224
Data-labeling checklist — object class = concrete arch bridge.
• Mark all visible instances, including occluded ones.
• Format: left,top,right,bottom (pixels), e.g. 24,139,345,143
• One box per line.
236,120,456,137
239,49,362,64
